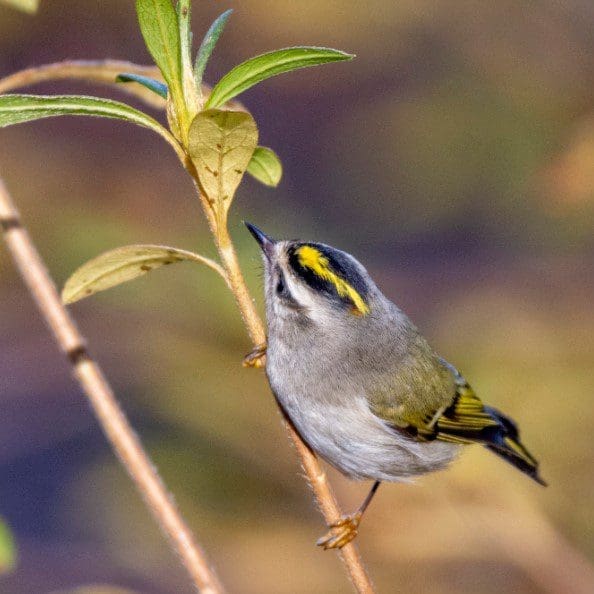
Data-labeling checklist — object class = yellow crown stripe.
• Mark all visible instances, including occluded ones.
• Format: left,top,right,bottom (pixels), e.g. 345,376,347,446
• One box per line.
296,245,370,315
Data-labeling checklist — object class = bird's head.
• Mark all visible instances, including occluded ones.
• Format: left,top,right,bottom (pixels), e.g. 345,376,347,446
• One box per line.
245,222,375,328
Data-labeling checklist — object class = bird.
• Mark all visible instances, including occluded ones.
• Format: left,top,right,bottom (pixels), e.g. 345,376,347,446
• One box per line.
244,222,546,550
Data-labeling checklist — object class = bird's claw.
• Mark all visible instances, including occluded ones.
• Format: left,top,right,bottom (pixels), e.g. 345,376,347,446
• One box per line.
316,513,361,550
242,343,267,368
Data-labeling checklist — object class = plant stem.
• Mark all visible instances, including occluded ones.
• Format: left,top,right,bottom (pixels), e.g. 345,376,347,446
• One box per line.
1,55,375,590
216,223,266,345
0,60,245,114
196,182,376,593
0,60,166,109
0,178,226,594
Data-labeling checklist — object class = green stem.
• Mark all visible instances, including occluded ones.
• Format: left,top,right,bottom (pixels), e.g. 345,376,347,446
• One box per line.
186,167,376,593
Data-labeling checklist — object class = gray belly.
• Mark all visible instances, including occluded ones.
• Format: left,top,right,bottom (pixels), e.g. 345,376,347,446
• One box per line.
269,372,459,482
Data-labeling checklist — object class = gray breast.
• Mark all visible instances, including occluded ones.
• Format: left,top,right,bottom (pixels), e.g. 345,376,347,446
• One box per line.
266,317,459,482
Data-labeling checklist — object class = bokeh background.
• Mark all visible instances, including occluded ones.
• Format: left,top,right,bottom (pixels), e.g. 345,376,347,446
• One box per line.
1,1,593,593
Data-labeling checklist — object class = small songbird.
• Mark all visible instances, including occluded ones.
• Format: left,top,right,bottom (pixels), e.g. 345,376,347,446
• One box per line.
245,223,545,549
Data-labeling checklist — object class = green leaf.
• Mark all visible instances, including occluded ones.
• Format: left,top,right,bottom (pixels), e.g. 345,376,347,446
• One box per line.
176,0,199,113
116,73,168,99
0,0,39,13
188,109,258,216
247,146,283,187
0,94,184,161
62,244,226,305
205,46,354,109
0,519,16,574
135,0,190,135
0,93,161,130
135,0,181,93
194,9,233,88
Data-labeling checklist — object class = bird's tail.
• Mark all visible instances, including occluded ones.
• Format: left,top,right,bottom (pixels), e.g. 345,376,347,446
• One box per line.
483,406,547,486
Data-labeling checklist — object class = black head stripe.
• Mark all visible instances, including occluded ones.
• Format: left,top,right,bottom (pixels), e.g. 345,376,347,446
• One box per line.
287,243,370,314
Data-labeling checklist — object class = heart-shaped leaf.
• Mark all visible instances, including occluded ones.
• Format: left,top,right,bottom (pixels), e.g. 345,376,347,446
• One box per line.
188,109,258,216
246,146,283,187
62,244,226,305
205,46,354,109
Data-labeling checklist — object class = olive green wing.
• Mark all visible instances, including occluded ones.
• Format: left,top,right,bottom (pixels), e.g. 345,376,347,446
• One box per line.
411,360,500,443
377,359,546,485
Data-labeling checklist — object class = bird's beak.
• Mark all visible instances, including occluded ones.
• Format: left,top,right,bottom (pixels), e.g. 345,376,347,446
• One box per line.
244,222,276,260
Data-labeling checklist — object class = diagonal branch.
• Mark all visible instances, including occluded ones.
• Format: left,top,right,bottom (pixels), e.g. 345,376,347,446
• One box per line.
0,178,226,594
208,205,376,594
0,60,167,108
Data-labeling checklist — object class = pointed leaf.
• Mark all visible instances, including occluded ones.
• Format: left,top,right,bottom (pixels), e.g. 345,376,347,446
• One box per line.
135,0,188,133
247,146,283,187
116,73,168,99
205,46,354,109
188,109,258,214
0,0,38,13
62,245,226,305
0,94,184,161
0,93,162,131
194,9,233,88
135,0,181,93
0,519,16,574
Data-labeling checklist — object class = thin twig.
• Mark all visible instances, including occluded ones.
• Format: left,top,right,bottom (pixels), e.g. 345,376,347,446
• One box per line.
205,197,376,593
0,60,244,113
0,61,166,108
0,178,226,594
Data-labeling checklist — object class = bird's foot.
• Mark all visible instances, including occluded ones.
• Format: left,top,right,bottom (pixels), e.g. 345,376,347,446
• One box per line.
316,512,362,550
242,343,267,368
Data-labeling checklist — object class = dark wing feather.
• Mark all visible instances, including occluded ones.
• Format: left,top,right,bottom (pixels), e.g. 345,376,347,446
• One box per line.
410,360,546,486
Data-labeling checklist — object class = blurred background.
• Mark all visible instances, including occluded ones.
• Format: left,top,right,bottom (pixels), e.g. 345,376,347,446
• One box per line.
1,1,593,593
